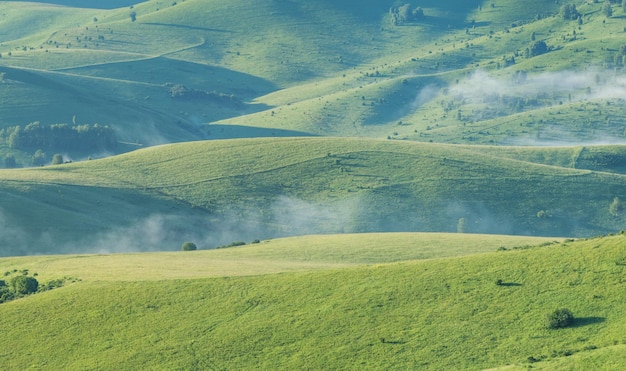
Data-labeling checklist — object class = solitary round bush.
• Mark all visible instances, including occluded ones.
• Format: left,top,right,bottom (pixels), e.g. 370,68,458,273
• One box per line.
546,308,574,329
10,276,39,295
181,242,197,251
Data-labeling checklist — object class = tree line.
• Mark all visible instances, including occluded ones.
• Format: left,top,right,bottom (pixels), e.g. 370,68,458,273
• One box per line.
0,122,117,152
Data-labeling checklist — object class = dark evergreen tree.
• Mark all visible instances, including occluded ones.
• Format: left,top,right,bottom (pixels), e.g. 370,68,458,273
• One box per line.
529,40,549,57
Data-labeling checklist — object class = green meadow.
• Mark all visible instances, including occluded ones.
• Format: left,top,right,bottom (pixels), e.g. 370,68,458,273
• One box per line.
0,233,624,369
0,0,625,369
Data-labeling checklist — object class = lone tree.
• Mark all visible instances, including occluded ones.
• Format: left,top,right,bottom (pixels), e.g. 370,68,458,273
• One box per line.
546,308,575,329
181,242,197,251
51,153,64,165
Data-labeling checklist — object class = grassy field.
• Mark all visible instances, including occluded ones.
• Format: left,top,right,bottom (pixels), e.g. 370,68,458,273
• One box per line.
0,233,623,369
1,137,626,254
0,232,559,281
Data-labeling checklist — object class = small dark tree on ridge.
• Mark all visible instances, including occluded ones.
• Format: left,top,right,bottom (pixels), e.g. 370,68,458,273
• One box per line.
181,242,197,251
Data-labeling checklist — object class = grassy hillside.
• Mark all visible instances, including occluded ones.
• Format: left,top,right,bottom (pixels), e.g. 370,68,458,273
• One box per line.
0,232,559,280
1,1,625,369
0,137,625,255
1,0,624,156
0,233,623,369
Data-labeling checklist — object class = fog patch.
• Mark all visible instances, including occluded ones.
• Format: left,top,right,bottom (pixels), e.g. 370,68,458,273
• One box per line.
446,201,518,235
0,209,28,256
411,84,441,109
50,195,364,254
271,195,361,235
451,69,626,103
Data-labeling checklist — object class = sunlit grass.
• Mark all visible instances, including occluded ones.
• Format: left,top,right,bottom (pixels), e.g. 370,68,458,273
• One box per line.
0,234,623,369
0,232,560,281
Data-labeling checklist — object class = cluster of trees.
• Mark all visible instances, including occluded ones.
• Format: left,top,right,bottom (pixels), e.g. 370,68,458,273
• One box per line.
0,271,71,304
526,40,549,58
0,274,38,304
560,4,580,20
0,122,117,153
167,84,241,107
389,4,424,25
561,1,619,20
600,0,624,17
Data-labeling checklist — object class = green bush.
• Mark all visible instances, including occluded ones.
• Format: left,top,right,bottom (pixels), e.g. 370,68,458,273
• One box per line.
546,308,574,329
9,276,39,295
51,154,64,165
181,242,197,251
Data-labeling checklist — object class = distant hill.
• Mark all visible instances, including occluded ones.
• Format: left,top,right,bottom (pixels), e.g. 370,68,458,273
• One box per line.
0,0,625,254
13,0,138,9
2,0,623,155
1,137,625,255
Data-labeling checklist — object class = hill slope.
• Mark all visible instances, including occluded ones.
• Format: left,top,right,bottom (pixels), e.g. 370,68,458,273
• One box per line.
1,137,626,254
1,0,624,155
0,233,623,369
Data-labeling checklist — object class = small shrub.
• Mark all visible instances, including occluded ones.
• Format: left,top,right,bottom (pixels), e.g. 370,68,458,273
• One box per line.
181,242,197,251
51,154,64,165
546,308,575,329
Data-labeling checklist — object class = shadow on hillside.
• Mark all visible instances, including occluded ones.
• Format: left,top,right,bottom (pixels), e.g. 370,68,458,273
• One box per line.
314,0,481,25
142,23,234,34
498,282,522,287
63,57,278,100
572,317,606,328
398,17,491,30
34,0,139,9
206,125,316,139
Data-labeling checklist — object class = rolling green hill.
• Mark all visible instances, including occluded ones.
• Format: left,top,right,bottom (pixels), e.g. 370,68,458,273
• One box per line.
0,233,623,369
1,2,625,369
1,137,625,255
1,0,624,157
